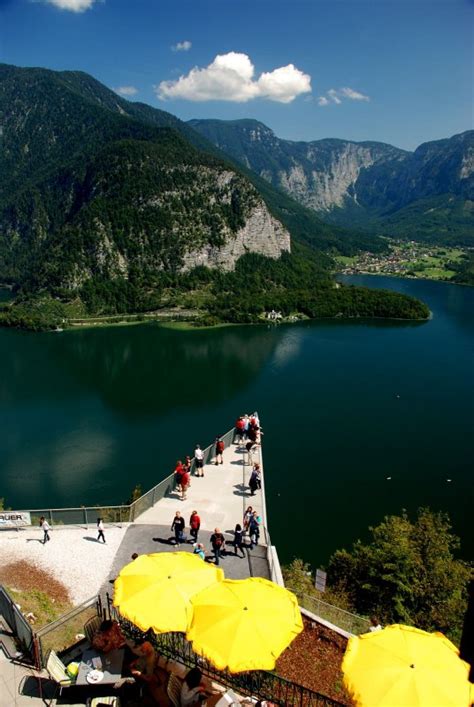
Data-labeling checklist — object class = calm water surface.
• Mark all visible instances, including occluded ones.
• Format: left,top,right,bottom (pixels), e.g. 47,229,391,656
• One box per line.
1,276,472,567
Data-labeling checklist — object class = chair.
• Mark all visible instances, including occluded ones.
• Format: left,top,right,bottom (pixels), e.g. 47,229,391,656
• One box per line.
88,697,122,707
45,649,75,697
167,672,183,707
85,615,102,643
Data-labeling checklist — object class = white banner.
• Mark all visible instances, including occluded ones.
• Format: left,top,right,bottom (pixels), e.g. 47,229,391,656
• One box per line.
0,511,31,528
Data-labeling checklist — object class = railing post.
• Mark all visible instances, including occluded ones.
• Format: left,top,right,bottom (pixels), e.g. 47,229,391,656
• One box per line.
84,507,88,528
49,509,53,525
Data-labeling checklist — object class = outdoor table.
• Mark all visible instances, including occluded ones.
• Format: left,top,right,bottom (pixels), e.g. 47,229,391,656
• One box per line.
76,647,125,687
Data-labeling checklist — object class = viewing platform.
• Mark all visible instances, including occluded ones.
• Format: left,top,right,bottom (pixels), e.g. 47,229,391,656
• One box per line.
106,426,282,587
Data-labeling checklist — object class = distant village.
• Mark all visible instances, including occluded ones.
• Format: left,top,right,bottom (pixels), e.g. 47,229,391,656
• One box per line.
339,239,464,279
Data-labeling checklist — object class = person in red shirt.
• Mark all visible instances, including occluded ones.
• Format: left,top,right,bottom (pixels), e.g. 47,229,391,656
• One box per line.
234,417,245,444
215,436,225,465
175,460,184,492
180,469,190,500
189,510,201,542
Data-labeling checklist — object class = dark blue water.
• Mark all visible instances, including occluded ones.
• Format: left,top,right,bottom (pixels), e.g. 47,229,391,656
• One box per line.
0,276,472,567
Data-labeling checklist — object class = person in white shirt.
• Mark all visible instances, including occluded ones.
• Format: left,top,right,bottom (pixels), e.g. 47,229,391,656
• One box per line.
40,516,51,544
97,518,106,543
369,616,382,632
194,444,204,477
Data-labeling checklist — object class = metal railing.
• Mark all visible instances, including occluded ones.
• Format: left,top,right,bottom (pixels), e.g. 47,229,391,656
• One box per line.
129,427,235,521
35,595,105,668
0,585,35,660
115,611,344,707
17,427,237,527
297,592,370,635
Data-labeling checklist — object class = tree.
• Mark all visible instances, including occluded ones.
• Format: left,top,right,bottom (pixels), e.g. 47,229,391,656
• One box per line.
327,508,471,644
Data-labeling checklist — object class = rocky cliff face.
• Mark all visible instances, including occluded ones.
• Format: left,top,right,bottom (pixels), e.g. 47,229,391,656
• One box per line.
188,119,409,214
182,203,290,271
189,119,474,244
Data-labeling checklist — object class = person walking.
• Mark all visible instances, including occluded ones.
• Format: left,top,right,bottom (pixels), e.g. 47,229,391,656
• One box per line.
233,524,245,557
215,436,225,465
171,511,186,545
39,516,51,544
210,528,225,565
194,444,204,477
97,518,106,543
248,511,261,549
189,511,201,542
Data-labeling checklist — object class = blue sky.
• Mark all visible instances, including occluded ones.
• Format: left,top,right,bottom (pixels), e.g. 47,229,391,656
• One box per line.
1,0,472,150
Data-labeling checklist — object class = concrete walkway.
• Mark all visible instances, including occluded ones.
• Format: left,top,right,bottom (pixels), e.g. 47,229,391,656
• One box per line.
135,440,265,538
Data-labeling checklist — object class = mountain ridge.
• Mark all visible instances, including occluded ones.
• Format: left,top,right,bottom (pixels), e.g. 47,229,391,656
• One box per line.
189,118,474,245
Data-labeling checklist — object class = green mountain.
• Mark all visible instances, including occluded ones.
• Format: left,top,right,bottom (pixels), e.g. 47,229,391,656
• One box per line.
0,64,428,327
189,119,474,245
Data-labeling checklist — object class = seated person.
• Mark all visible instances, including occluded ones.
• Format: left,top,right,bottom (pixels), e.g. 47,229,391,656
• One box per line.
129,640,156,677
180,667,210,705
92,619,125,653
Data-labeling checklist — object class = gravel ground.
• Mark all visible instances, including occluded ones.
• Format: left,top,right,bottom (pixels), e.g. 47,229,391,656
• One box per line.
0,524,128,605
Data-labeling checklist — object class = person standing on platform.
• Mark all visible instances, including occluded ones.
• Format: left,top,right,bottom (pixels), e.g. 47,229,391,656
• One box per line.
233,524,245,557
249,464,261,496
215,436,225,465
234,417,245,444
243,506,253,531
171,511,186,545
194,444,204,477
189,511,201,542
193,543,206,560
39,516,51,544
174,460,184,492
210,528,225,565
180,467,190,500
97,518,106,543
249,511,261,549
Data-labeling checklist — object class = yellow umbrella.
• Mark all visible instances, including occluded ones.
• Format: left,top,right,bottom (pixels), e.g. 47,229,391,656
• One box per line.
187,577,303,673
113,552,223,634
342,623,472,707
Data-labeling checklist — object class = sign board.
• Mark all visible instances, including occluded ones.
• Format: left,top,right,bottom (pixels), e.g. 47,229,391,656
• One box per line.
0,511,31,529
315,568,327,592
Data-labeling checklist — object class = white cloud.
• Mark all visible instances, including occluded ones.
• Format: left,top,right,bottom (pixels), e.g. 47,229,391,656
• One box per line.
318,86,370,106
340,86,370,101
42,0,97,11
327,88,342,105
172,40,192,52
114,85,138,96
156,52,311,103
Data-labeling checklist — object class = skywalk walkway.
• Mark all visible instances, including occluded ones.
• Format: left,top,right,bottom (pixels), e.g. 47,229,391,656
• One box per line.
135,439,264,534
103,436,274,589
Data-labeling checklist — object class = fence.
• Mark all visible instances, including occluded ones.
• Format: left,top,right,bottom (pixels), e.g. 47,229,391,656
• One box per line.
0,585,35,659
297,593,370,635
114,609,344,707
129,427,235,521
35,595,105,668
18,427,237,527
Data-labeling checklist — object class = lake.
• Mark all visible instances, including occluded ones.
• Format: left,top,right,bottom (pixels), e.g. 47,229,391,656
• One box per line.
1,275,472,568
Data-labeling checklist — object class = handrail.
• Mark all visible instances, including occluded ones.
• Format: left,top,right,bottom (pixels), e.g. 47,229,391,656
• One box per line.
16,426,237,525
296,592,370,635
